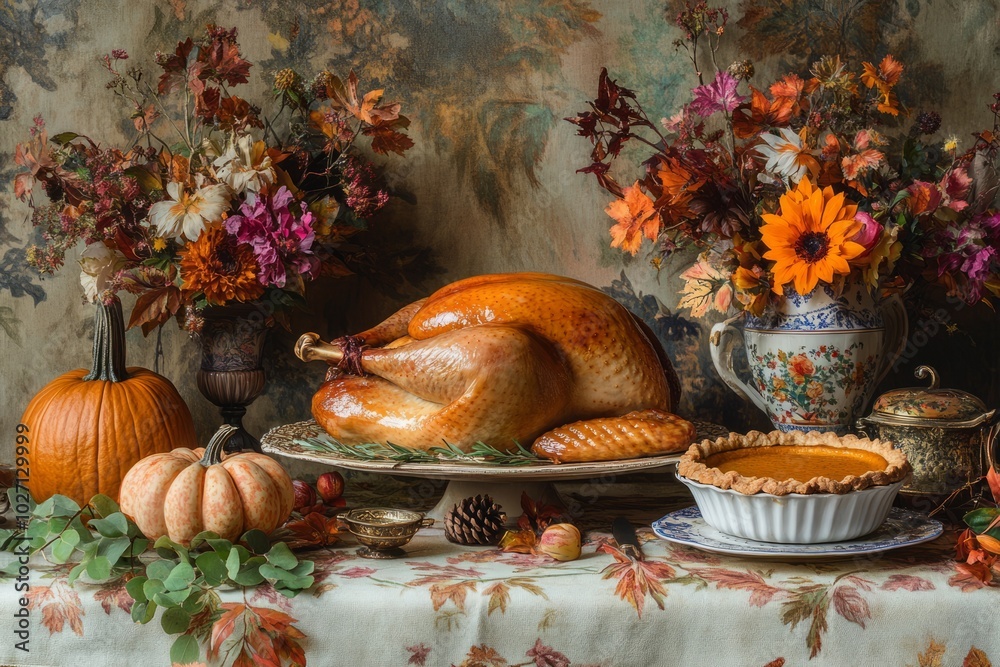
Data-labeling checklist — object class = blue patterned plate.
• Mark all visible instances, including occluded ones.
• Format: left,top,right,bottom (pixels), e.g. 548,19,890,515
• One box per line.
651,506,943,561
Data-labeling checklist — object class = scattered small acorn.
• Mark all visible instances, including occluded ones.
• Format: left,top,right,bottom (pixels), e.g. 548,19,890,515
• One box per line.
292,479,318,512
536,523,582,561
317,471,345,502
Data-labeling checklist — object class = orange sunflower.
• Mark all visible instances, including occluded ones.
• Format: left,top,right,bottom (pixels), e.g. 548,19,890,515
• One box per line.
760,178,864,296
179,226,265,305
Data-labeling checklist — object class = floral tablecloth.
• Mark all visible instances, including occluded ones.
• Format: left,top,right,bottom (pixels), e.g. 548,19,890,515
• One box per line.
1,476,997,667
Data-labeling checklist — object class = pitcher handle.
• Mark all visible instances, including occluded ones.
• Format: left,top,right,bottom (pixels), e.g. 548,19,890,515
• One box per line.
876,292,908,386
710,316,771,416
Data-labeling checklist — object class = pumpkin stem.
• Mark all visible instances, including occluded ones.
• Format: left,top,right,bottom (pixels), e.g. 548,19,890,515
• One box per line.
201,425,240,466
83,297,130,382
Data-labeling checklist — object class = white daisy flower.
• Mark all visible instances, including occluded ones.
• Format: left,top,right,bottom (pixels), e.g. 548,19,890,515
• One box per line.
148,181,230,242
213,134,275,196
756,127,818,183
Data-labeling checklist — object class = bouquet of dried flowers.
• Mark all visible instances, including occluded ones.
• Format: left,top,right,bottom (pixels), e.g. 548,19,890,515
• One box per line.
568,2,1000,317
14,25,413,333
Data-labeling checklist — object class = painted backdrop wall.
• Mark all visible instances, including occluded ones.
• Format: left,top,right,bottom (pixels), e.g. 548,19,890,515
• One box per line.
2,0,999,464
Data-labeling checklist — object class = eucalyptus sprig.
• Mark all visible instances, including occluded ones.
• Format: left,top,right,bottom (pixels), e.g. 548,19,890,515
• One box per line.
297,436,545,466
1,488,315,666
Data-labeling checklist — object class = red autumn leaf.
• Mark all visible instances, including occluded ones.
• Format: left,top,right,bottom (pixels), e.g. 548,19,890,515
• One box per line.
831,585,871,628
762,660,786,667
949,562,993,591
271,512,340,550
498,527,537,554
517,492,565,532
987,466,1000,505
880,575,936,592
157,37,194,94
363,117,415,156
127,284,183,335
732,86,794,138
464,644,507,667
27,582,85,636
686,568,783,607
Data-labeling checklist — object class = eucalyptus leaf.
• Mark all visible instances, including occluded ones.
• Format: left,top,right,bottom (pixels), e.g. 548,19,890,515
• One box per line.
125,576,148,604
98,536,131,566
86,556,111,581
195,552,227,587
146,559,174,582
143,578,166,601
154,536,189,562
34,495,80,518
259,564,312,589
190,531,220,550
67,562,87,585
163,562,195,591
290,561,315,577
131,599,157,624
265,542,297,570
170,634,200,664
181,592,206,615
7,486,35,515
153,588,192,607
208,539,233,559
127,538,149,558
61,529,81,548
225,547,241,579
242,529,270,555
160,606,192,635
51,538,75,564
233,566,265,587
88,494,120,519
47,517,69,535
89,513,128,539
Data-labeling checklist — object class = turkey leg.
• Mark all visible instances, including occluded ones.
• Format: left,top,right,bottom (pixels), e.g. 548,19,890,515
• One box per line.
312,324,573,450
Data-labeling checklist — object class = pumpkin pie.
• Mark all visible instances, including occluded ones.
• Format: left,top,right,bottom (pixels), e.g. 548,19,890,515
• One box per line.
677,430,911,496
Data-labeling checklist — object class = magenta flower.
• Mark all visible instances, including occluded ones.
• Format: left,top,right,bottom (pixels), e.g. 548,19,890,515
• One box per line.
224,186,319,288
851,211,882,253
939,167,972,212
689,72,745,117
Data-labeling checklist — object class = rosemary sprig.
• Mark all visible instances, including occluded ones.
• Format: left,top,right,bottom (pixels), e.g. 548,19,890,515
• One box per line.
294,435,548,466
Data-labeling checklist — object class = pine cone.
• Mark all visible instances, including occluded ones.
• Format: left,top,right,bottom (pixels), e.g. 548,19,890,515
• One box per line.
444,495,507,546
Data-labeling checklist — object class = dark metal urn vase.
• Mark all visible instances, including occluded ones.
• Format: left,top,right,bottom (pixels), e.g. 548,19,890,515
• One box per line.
196,304,273,453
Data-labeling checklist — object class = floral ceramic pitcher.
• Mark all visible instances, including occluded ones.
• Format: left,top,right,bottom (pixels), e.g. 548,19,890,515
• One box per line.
710,282,908,435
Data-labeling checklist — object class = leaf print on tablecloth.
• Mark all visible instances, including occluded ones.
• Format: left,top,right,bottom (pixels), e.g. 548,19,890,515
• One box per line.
526,638,571,667
780,584,828,659
485,582,509,616
209,603,306,667
964,647,993,667
686,568,784,607
912,639,946,667
407,643,432,666
27,580,84,636
456,644,508,667
880,574,935,591
598,544,675,618
831,585,871,628
93,576,134,615
430,580,478,611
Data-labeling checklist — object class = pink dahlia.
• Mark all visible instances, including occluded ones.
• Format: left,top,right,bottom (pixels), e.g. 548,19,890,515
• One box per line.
224,186,319,288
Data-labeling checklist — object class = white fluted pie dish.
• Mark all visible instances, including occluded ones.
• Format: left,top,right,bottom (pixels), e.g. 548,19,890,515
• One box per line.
677,475,904,543
675,430,911,544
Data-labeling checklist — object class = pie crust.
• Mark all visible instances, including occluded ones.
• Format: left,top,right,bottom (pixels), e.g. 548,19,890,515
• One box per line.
677,430,911,496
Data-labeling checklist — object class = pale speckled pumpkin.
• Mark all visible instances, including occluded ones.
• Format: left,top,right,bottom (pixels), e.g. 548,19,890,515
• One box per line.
19,298,198,505
119,425,294,545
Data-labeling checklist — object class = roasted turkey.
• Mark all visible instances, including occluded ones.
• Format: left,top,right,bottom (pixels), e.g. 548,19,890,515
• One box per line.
296,272,681,452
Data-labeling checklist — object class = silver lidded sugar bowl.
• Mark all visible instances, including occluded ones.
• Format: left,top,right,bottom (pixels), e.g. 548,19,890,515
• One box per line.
856,366,997,497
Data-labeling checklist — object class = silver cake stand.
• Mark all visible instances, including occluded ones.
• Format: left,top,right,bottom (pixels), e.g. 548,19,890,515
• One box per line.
261,419,729,522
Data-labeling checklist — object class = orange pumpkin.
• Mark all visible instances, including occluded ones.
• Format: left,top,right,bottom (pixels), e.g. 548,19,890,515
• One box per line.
20,298,197,505
119,425,294,545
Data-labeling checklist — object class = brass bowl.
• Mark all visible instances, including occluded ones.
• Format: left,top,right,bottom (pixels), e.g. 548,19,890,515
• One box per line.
339,508,434,559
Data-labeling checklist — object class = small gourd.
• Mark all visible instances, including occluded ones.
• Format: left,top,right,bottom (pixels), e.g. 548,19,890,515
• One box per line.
119,425,294,545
